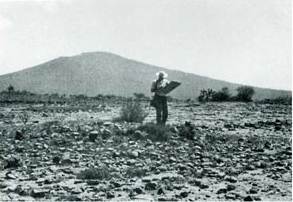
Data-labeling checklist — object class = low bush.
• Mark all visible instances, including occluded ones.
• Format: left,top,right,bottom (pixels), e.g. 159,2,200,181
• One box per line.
125,167,147,178
198,89,214,102
135,123,171,142
115,100,148,123
77,166,110,180
235,86,255,102
211,87,231,102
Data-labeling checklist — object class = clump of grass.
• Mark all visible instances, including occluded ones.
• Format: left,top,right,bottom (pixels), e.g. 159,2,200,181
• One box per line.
77,166,110,180
112,135,128,145
135,123,171,142
125,167,147,178
115,101,148,123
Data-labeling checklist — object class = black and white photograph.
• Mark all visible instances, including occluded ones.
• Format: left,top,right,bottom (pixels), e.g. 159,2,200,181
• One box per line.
0,0,291,201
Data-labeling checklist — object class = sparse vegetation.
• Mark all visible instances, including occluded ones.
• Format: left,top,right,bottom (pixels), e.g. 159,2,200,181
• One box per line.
235,86,255,102
77,166,110,180
116,100,148,123
133,93,149,101
0,95,291,201
198,86,257,102
258,96,292,105
211,87,231,102
125,167,147,178
198,89,214,102
135,123,171,141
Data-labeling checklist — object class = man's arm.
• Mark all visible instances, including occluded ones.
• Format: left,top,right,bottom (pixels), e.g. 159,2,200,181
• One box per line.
151,81,156,92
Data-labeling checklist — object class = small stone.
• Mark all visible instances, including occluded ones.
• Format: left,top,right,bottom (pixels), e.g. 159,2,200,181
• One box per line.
177,164,188,171
246,165,256,171
180,191,189,198
142,177,151,183
227,184,236,191
103,122,113,126
86,180,99,185
145,182,157,190
71,187,82,194
133,187,143,194
169,157,177,163
130,151,139,158
199,183,209,189
61,157,72,164
4,156,20,169
111,181,122,188
224,176,237,183
112,151,120,158
15,146,24,153
89,131,99,142
31,189,48,198
255,161,267,169
157,187,165,195
52,156,61,164
44,177,53,184
225,193,236,200
5,172,17,180
243,195,254,201
15,130,24,140
249,187,259,194
106,191,115,199
216,188,227,194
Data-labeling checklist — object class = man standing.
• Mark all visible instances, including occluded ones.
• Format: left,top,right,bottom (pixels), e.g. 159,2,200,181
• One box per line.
151,71,170,125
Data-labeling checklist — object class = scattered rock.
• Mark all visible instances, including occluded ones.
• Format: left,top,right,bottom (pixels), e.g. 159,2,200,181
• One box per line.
216,188,227,194
71,187,82,194
106,191,115,199
4,156,21,169
15,146,25,153
89,130,99,142
225,193,236,200
180,191,189,198
130,151,139,158
243,195,254,201
249,187,259,194
145,182,157,190
52,156,61,164
31,189,48,198
15,130,24,140
224,176,237,183
227,184,236,191
169,157,177,163
157,187,165,195
133,187,143,194
87,180,99,185
5,172,17,180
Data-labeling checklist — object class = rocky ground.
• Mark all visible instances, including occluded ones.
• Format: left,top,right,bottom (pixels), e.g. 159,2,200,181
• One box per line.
0,102,291,201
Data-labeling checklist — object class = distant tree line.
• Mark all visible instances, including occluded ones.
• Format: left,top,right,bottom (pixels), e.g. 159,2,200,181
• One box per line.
1,85,180,104
198,86,255,102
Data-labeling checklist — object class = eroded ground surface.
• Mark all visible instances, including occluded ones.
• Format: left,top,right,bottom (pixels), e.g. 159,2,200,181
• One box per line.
0,102,291,201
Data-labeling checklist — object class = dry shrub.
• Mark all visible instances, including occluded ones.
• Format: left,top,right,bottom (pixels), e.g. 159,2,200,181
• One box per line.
77,166,110,180
136,123,171,142
115,101,148,123
125,167,147,178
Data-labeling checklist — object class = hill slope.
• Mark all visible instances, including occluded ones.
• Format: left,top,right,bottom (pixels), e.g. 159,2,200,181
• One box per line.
0,52,290,100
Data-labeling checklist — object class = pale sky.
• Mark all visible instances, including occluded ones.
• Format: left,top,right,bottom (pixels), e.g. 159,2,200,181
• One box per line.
0,0,291,90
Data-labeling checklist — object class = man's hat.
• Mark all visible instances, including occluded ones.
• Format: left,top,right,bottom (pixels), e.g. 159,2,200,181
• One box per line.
156,71,168,78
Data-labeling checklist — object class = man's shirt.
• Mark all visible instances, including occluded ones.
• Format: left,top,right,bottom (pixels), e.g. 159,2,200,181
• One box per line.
151,79,170,97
